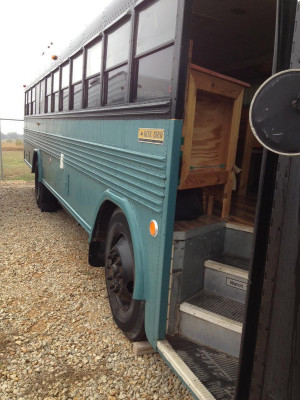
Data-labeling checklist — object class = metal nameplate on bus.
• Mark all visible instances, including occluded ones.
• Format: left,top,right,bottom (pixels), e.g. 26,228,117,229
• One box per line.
226,277,247,291
138,128,164,144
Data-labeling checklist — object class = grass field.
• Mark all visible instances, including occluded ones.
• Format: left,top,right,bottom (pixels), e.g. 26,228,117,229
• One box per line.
1,141,34,181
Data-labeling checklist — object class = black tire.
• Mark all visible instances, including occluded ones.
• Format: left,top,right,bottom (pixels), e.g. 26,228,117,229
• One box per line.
35,164,42,208
105,209,146,341
34,164,58,212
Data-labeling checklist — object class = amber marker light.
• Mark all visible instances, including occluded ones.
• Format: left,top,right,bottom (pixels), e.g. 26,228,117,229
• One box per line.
149,220,158,237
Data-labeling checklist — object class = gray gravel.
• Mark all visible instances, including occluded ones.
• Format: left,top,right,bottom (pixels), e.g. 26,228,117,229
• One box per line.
0,181,193,400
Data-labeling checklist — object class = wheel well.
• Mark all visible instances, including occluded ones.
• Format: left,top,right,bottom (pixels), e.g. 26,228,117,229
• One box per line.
32,151,38,173
88,201,118,267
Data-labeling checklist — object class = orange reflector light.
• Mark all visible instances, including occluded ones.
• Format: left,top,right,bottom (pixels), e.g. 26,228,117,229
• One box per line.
149,220,158,237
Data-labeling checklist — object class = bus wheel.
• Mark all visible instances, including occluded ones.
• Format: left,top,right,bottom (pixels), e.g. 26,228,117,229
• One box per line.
105,209,146,341
35,164,42,208
34,165,58,212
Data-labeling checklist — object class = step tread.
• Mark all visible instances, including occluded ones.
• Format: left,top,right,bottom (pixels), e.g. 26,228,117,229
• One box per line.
204,259,249,281
209,253,250,271
167,334,238,400
226,222,254,233
184,290,245,324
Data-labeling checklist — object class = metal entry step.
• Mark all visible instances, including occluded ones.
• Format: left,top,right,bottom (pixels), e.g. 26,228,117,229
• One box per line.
179,290,244,357
209,253,250,271
163,335,238,400
186,290,245,323
204,254,249,304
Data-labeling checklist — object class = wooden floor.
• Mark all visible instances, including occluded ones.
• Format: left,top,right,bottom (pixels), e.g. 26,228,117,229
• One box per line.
229,192,257,226
174,214,221,233
173,191,258,231
207,191,258,227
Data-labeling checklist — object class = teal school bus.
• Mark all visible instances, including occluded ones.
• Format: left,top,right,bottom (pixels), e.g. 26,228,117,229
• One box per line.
24,0,300,398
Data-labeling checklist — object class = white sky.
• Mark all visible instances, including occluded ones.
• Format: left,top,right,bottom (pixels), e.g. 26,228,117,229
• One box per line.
0,0,112,135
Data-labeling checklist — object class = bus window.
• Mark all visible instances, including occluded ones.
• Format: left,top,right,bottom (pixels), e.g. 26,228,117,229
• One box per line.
136,0,177,55
53,70,59,112
31,87,36,115
133,0,177,101
107,64,128,105
105,20,130,105
136,45,174,100
25,91,29,115
40,79,45,114
85,40,102,108
45,75,52,113
61,62,70,111
71,53,83,110
35,84,40,114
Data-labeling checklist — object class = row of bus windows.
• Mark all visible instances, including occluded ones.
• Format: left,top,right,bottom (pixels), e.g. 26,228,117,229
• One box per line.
25,0,177,115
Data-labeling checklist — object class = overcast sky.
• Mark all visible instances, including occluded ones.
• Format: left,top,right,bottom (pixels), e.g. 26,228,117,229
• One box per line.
0,0,112,134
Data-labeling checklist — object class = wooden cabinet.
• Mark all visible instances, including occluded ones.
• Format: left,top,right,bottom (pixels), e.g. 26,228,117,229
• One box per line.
179,64,249,218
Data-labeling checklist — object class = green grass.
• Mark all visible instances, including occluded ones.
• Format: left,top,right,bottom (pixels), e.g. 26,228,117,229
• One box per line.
1,149,34,181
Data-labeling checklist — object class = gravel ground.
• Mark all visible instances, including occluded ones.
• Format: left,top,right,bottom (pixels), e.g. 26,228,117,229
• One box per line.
0,181,193,400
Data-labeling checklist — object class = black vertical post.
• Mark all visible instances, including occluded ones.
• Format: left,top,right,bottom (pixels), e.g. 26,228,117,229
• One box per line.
236,1,298,399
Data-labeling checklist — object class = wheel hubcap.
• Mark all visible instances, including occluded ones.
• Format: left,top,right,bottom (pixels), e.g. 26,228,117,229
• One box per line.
106,236,134,311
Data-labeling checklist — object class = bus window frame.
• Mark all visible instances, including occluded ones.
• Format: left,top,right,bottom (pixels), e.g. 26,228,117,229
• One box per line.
35,83,40,115
45,74,52,114
52,69,60,113
84,37,103,109
70,51,84,110
39,79,46,115
60,61,70,112
103,15,132,106
32,86,36,115
131,41,175,102
131,0,177,103
25,91,30,116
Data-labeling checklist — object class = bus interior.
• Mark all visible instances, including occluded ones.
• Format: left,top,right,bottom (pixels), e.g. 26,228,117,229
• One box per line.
164,0,277,398
178,0,277,224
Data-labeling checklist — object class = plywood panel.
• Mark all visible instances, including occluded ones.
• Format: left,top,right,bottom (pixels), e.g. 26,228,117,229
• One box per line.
182,170,229,189
191,91,233,169
179,63,249,219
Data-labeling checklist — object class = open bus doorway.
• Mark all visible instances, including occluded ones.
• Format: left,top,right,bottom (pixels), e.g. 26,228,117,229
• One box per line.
163,1,279,398
175,0,277,226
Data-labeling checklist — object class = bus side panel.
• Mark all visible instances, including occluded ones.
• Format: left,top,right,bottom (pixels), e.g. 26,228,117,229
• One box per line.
148,119,183,345
24,117,183,346
24,117,169,227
